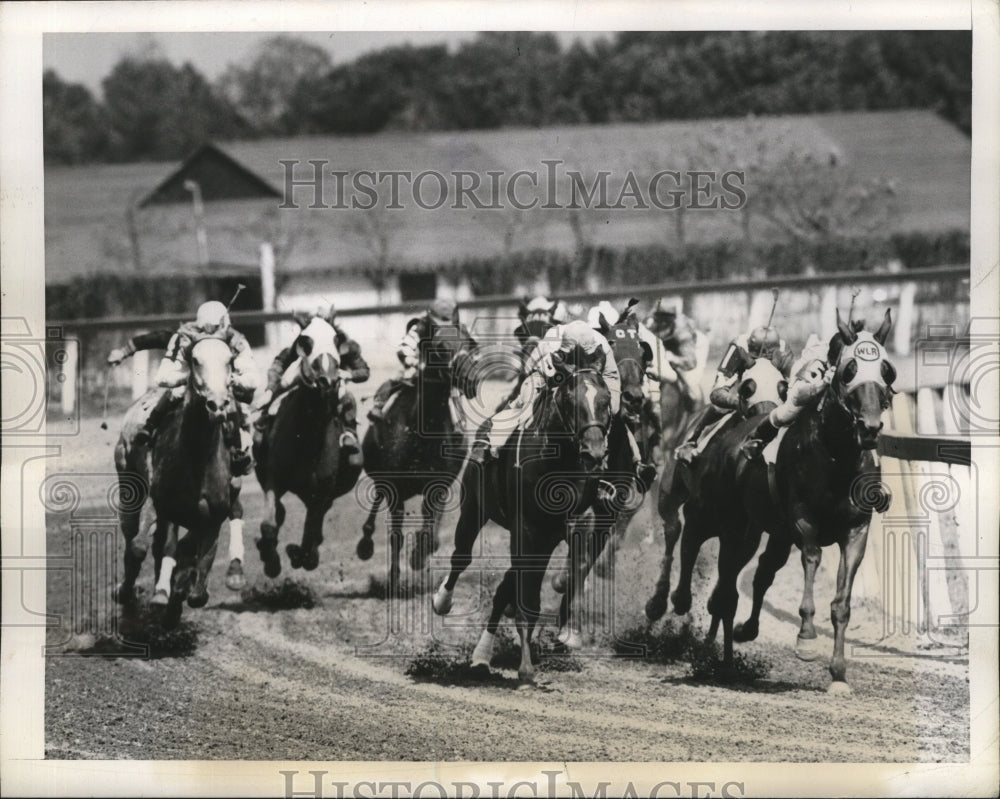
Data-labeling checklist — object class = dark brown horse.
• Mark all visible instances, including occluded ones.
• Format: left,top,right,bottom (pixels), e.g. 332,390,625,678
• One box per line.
726,311,895,692
359,321,477,594
253,334,363,578
644,355,787,624
114,337,235,624
433,345,612,683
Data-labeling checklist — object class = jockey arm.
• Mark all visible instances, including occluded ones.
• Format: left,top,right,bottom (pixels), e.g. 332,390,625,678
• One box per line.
708,339,750,411
667,318,699,372
337,332,371,383
225,329,260,403
266,347,297,394
397,318,425,371
107,328,174,365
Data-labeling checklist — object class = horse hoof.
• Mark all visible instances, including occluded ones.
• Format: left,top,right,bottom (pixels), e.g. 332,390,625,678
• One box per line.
257,538,281,578
187,589,208,609
827,681,852,696
671,590,692,616
225,559,245,591
551,570,568,594
432,582,453,616
356,536,374,561
503,603,515,619
644,595,667,622
467,662,492,681
795,635,823,661
302,548,319,571
518,669,536,685
734,621,759,643
162,597,183,630
557,627,584,650
112,584,135,605
150,588,169,606
286,543,303,569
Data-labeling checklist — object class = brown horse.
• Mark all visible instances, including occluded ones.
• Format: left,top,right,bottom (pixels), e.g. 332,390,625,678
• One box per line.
253,336,363,578
114,337,235,625
433,345,612,683
359,321,477,595
644,355,787,624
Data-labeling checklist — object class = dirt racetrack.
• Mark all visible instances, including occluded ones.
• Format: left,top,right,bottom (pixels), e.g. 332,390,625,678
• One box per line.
44,417,969,763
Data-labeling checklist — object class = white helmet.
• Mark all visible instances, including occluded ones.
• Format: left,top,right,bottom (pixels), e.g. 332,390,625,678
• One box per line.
587,301,619,330
195,300,230,333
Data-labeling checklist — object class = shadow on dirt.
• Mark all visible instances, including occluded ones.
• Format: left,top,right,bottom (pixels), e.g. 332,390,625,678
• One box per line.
211,578,320,613
53,605,200,659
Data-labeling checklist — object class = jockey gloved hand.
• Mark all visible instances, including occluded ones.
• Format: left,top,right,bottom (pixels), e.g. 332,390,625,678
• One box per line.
257,388,274,409
107,348,127,366
338,369,353,383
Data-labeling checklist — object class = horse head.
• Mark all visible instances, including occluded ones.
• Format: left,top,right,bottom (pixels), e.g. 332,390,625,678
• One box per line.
599,304,651,428
188,337,234,421
828,309,895,449
550,345,613,471
738,357,787,418
423,320,474,390
294,317,342,399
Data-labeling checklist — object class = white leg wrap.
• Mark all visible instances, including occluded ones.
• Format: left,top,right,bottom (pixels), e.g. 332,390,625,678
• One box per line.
471,630,496,667
228,519,245,562
155,556,176,595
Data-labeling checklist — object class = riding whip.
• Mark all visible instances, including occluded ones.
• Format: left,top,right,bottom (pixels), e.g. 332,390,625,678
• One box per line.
226,283,247,311
765,288,779,328
847,285,861,324
99,365,112,430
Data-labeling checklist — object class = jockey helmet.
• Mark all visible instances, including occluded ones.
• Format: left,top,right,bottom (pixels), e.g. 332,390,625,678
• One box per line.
429,298,457,324
560,319,602,355
762,326,781,354
587,301,619,330
748,325,780,358
195,300,230,334
525,296,552,315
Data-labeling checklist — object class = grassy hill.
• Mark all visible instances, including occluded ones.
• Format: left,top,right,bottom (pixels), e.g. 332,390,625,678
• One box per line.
44,110,969,285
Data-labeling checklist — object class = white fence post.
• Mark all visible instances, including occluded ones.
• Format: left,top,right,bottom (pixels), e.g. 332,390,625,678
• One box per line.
894,282,916,356
132,349,149,400
260,241,278,348
61,338,78,415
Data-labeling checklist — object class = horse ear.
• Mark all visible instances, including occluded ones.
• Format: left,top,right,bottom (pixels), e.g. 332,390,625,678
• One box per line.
620,297,640,319
549,300,559,315
598,312,611,335
874,308,893,346
836,309,856,344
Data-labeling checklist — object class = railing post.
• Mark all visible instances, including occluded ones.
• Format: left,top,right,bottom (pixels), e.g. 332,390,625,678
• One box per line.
61,338,78,415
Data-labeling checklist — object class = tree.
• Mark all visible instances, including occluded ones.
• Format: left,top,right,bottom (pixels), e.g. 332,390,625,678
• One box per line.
101,56,247,161
216,35,333,136
43,70,111,164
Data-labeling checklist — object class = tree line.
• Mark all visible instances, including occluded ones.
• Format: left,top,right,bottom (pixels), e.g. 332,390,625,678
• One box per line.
44,30,971,165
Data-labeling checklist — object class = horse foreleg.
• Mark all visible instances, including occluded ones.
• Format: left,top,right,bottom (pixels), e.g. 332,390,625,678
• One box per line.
646,502,682,621
672,505,704,616
410,493,437,572
387,502,404,598
225,481,246,590
516,564,548,684
187,527,220,609
470,569,516,672
288,499,332,571
735,532,792,642
357,489,382,561
433,468,492,615
113,488,151,604
557,523,591,650
796,518,824,661
151,520,176,606
828,524,869,693
257,488,283,578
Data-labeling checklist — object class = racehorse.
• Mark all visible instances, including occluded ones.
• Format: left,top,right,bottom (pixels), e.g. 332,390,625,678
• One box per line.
553,300,654,646
433,344,612,683
253,321,363,578
358,320,477,595
644,354,787,626
723,311,895,692
113,337,235,624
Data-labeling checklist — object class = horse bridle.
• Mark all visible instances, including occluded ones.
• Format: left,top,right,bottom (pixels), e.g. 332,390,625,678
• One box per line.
550,366,610,447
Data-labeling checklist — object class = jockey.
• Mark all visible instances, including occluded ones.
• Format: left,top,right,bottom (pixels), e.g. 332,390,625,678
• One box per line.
367,297,477,422
643,305,700,401
130,300,260,475
675,322,793,465
740,332,830,461
255,304,370,466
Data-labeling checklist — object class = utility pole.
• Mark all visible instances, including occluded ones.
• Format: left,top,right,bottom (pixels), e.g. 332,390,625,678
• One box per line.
184,179,210,268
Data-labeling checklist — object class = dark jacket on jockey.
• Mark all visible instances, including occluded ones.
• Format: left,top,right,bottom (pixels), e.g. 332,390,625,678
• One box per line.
709,335,794,411
265,323,370,394
655,313,699,373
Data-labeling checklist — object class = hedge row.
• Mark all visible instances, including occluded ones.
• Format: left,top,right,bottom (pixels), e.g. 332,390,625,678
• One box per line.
48,228,969,320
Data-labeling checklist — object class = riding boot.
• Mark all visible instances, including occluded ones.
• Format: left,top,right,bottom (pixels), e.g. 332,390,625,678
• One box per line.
134,389,178,447
467,418,495,464
227,408,254,477
675,405,726,465
339,393,363,466
367,378,397,423
740,414,779,462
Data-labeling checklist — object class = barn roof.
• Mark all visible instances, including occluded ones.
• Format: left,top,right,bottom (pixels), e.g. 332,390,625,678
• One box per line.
44,110,971,285
136,142,282,207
